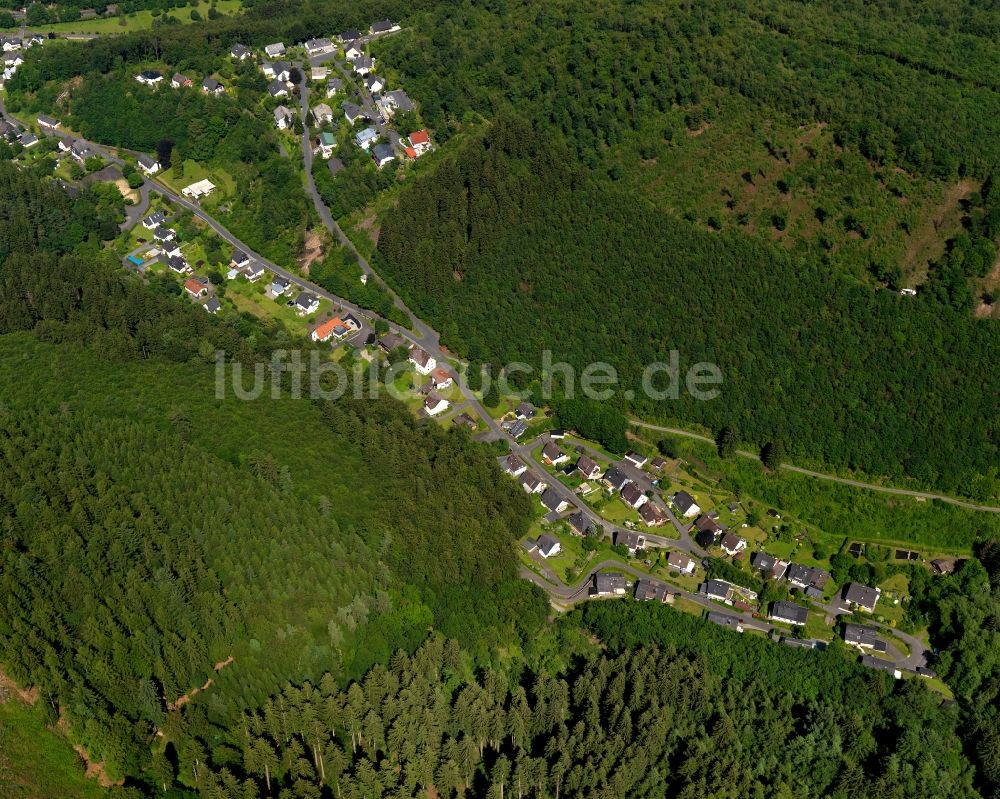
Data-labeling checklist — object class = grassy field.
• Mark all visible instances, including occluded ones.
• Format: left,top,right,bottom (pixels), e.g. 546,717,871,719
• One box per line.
0,699,109,799
2,0,243,34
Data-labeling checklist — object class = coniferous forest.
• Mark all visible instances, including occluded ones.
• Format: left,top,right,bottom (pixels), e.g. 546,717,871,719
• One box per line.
1,0,1000,796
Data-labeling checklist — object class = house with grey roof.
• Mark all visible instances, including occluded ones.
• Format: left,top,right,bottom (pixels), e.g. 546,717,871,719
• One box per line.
769,600,808,626
231,43,251,60
843,623,886,652
635,578,669,602
592,572,626,596
842,582,881,612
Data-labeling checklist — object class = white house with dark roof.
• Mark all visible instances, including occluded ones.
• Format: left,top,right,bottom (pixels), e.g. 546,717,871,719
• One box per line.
304,37,334,57
576,455,602,480
540,488,569,514
294,292,320,316
667,551,696,575
592,572,626,597
843,623,887,652
408,347,435,375
842,582,881,613
202,77,224,96
369,19,400,34
273,104,295,129
671,491,700,518
135,69,163,86
536,533,561,559
503,454,527,477
344,41,364,60
231,43,252,60
311,103,334,125
137,154,160,174
352,56,375,75
541,442,568,466
769,600,807,626
620,483,648,510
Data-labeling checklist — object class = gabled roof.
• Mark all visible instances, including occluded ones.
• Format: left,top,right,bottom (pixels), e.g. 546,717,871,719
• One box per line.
667,551,695,571
542,442,564,461
536,533,559,557
409,347,432,367
615,530,644,550
540,488,564,512
635,578,668,602
568,511,589,535
672,491,698,513
295,292,319,309
843,582,880,609
843,623,886,651
593,572,625,594
577,455,600,475
269,80,290,97
770,600,807,625
202,77,222,91
703,579,731,600
603,466,630,490
409,129,430,146
620,483,644,506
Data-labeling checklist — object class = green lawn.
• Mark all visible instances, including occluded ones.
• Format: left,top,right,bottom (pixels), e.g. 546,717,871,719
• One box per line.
0,699,109,799
157,160,234,197
3,0,243,34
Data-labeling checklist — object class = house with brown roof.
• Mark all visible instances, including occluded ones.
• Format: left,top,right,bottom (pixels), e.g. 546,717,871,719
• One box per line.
720,532,747,556
615,530,645,556
503,454,527,477
666,551,696,575
576,455,602,480
620,483,648,510
184,278,207,298
408,347,436,375
638,502,666,527
542,442,568,466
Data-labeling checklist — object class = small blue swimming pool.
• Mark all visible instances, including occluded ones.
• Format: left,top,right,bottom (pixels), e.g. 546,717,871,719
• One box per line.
127,255,143,265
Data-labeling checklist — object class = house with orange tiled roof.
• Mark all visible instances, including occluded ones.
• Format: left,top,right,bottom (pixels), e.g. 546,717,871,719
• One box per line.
408,129,431,155
431,367,452,390
184,278,207,298
312,316,349,343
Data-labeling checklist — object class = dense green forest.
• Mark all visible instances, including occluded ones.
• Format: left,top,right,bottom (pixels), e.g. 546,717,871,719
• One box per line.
0,165,545,781
375,119,1000,499
193,613,995,798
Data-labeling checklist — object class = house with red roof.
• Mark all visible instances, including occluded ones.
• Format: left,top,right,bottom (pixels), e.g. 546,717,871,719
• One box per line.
408,129,431,156
184,279,207,298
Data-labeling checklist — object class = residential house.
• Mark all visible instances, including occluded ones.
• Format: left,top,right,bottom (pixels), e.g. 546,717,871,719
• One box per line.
270,276,291,296
503,454,527,477
842,623,887,652
603,466,631,492
540,488,569,514
576,455,602,481
167,256,190,274
71,141,97,163
352,56,375,75
423,393,450,416
620,483,648,510
230,43,252,60
315,131,336,158
328,157,345,175
706,611,743,632
842,582,881,613
311,103,334,125
650,456,668,471
325,78,343,97
666,551,697,575
635,578,669,602
408,347,436,375
369,19,401,34
294,292,320,316
506,419,528,438
202,77,224,96
568,511,590,536
153,226,176,243
311,66,329,82
342,102,366,125
859,655,901,679
672,491,700,518
262,61,291,80
230,250,251,269
365,74,385,94
694,514,722,537
719,532,746,556
769,600,808,626
137,154,160,175
243,262,265,282
0,121,18,142
269,80,291,100
537,534,561,559
171,73,192,88
377,332,406,353
519,474,545,494
515,402,536,420
304,37,334,57
344,41,364,61
638,502,667,527
786,563,830,591
431,367,452,390
311,316,353,343
750,552,789,581
377,89,414,121
549,429,566,439
371,142,394,168
181,179,215,199
2,37,21,52
204,298,221,314
273,105,295,129
135,70,163,86
592,572,626,597
184,278,207,298
624,451,648,468
142,211,166,229
615,530,645,556
264,42,286,58
18,132,37,148
37,115,60,132
541,442,568,466
931,559,956,575
408,129,432,156
338,30,361,43
702,579,734,604
355,126,379,150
